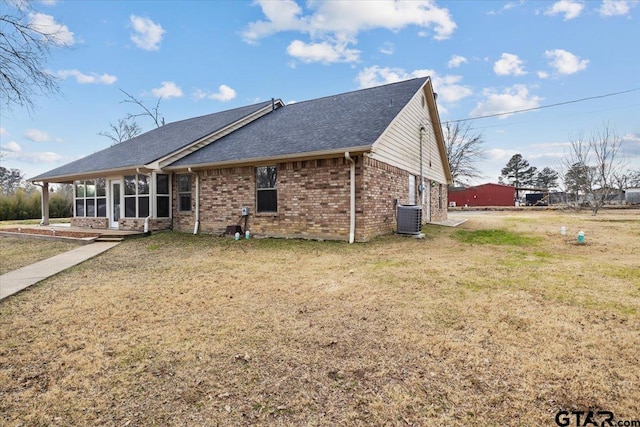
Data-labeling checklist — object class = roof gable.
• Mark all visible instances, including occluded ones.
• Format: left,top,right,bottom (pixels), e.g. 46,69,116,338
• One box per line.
30,101,274,182
169,78,428,168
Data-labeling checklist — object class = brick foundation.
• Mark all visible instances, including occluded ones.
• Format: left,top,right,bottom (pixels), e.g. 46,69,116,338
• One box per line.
71,217,109,229
118,218,172,232
71,216,171,231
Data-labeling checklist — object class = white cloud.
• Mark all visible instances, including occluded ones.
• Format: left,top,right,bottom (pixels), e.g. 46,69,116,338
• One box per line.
287,39,360,63
130,15,165,51
470,85,542,119
56,69,117,84
356,66,428,88
356,66,472,104
545,49,589,75
29,12,75,46
598,0,638,16
244,0,457,42
448,55,468,68
151,81,183,99
24,128,50,142
194,85,237,102
9,151,64,164
243,0,455,64
529,141,571,161
379,42,395,55
487,1,526,15
493,53,527,76
1,141,21,152
41,0,58,5
621,132,640,157
503,1,526,11
537,70,550,79
544,0,584,20
487,147,519,162
0,127,6,137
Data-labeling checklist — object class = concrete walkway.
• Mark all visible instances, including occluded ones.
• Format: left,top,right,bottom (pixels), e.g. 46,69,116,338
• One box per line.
0,242,120,301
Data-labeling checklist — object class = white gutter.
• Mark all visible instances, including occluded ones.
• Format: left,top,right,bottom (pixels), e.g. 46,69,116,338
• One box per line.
344,152,356,244
188,167,200,234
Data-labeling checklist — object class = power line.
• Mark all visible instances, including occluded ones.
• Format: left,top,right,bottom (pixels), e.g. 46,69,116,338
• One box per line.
445,87,640,124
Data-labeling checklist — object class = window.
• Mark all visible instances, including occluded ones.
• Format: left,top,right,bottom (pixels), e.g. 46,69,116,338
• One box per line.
74,178,106,218
177,174,192,212
124,174,150,218
256,166,277,212
156,174,170,218
438,184,443,209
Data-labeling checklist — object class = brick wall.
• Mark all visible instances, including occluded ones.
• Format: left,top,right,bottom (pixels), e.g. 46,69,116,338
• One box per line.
173,155,448,241
358,156,410,240
71,217,109,229
429,182,448,222
174,159,352,240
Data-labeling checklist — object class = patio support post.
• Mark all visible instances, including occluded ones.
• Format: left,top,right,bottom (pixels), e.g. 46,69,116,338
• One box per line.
40,182,50,226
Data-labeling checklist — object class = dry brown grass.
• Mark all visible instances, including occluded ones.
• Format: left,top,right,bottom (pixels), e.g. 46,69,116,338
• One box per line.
1,209,638,426
0,236,82,275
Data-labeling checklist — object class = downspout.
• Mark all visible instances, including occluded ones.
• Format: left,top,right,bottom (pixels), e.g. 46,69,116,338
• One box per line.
419,126,426,215
188,168,200,234
419,126,426,197
344,152,356,244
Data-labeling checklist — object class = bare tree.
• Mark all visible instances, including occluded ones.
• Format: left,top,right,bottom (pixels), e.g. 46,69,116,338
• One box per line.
443,121,485,185
98,116,142,145
120,88,165,128
562,124,625,215
0,0,71,111
613,169,640,204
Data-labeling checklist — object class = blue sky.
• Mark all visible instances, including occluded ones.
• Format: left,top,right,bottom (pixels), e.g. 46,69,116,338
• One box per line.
1,0,639,184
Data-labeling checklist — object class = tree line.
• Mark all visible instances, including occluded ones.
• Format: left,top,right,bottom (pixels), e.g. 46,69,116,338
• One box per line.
0,166,72,221
446,121,639,215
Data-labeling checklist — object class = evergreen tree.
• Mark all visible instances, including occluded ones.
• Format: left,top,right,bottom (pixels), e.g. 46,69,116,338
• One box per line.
500,154,537,188
536,167,559,189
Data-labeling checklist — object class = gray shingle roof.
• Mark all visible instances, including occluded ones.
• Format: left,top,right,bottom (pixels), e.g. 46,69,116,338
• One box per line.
32,78,429,181
30,101,273,181
169,77,428,168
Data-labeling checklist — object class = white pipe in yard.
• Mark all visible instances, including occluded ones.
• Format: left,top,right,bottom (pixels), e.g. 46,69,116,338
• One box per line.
344,152,356,244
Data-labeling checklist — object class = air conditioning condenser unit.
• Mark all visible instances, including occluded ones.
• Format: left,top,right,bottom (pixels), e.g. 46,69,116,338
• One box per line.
396,205,422,235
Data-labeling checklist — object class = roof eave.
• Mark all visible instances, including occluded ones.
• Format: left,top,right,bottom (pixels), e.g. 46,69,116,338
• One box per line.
164,145,372,171
424,77,454,184
28,165,152,184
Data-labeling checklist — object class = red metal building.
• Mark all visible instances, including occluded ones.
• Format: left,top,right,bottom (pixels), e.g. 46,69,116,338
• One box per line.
448,183,516,207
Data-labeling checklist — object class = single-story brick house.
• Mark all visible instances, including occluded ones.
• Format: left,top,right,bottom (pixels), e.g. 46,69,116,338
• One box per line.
30,77,452,242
